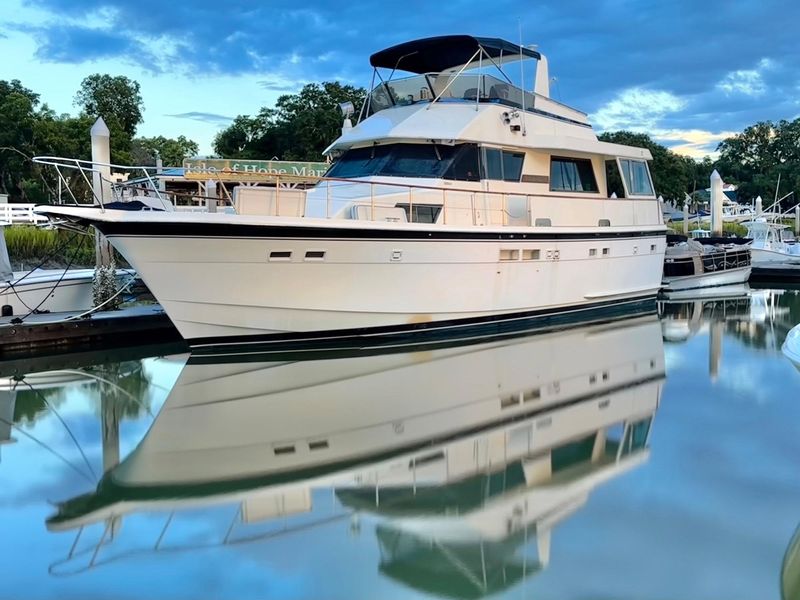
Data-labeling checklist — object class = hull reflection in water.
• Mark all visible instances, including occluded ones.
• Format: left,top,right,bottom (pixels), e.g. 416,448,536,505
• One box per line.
48,314,665,596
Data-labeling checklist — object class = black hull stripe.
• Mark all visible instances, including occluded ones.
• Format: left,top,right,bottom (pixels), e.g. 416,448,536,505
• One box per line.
188,295,658,357
89,220,666,242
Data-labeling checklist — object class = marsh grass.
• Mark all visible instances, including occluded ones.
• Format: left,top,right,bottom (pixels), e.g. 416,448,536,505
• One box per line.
3,226,98,269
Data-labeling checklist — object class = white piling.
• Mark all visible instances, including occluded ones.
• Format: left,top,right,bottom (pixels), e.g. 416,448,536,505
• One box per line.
206,180,218,213
710,170,723,236
796,205,800,235
683,201,689,235
90,118,112,207
91,118,113,268
756,195,763,217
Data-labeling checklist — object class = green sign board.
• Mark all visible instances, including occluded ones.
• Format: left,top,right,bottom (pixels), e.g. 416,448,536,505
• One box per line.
182,158,328,180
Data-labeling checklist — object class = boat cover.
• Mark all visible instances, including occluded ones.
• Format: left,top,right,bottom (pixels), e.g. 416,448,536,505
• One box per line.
370,35,541,74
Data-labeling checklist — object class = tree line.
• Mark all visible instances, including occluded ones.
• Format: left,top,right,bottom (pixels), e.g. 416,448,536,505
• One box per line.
0,75,198,202
1,74,798,207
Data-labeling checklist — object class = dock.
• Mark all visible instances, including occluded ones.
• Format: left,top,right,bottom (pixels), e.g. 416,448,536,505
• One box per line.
0,305,183,359
750,264,800,286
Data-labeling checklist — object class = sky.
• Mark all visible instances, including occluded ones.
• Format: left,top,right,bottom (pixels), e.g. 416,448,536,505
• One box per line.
1,0,799,158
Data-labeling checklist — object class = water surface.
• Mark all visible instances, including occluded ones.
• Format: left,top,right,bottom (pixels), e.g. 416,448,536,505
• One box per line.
1,288,799,600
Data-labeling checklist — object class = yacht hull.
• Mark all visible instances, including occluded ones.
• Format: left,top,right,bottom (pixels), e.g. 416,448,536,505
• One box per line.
85,217,666,346
750,248,800,265
661,266,751,291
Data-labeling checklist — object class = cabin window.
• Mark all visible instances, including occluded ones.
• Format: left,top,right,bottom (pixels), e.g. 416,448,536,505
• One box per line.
395,203,442,223
550,157,598,192
619,159,654,196
605,159,625,197
482,148,524,182
325,143,480,182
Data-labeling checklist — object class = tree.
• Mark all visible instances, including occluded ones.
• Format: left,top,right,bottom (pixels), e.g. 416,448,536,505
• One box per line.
74,74,144,139
213,82,366,160
715,119,800,206
131,135,199,166
0,80,40,201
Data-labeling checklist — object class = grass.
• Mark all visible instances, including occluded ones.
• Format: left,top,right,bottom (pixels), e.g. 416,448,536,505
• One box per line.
3,225,98,269
666,221,750,237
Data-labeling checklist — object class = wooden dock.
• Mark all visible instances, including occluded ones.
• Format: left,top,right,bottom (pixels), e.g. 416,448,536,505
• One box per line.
0,305,183,359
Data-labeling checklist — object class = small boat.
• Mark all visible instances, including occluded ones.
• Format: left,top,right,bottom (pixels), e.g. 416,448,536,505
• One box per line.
782,324,800,372
0,223,133,317
661,235,751,292
745,219,800,264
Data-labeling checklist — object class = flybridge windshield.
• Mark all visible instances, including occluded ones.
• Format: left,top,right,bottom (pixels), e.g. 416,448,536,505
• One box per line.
366,73,535,116
326,144,480,181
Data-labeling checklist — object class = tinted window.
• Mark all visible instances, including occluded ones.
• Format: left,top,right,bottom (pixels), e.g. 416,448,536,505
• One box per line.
485,148,503,180
445,145,480,182
502,152,524,182
326,143,479,181
483,148,524,181
619,159,654,196
550,157,598,192
605,159,625,197
395,203,442,223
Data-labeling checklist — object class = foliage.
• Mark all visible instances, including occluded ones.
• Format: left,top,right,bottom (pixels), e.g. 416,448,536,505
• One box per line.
716,119,800,209
131,135,199,166
93,261,120,310
74,74,144,139
4,226,96,268
214,82,366,161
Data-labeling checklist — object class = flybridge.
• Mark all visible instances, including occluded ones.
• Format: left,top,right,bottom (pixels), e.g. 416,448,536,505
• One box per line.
360,35,588,126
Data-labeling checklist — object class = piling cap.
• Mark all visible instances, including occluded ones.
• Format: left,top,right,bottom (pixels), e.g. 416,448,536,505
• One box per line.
710,169,721,180
90,117,110,137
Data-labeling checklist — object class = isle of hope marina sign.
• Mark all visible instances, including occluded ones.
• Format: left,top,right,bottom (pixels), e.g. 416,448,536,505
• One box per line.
182,158,328,182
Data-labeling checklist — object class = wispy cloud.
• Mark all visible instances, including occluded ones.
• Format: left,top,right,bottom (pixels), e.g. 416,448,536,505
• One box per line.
167,111,233,125
654,129,737,159
592,87,687,131
716,58,774,97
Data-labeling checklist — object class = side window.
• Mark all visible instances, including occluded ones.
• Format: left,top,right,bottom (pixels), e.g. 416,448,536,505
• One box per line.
550,157,598,192
444,145,480,182
483,148,524,181
605,159,625,197
619,159,654,196
484,148,503,180
502,152,524,182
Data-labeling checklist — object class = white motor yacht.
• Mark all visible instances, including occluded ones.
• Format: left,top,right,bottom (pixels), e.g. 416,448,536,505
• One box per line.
745,219,800,264
35,35,667,348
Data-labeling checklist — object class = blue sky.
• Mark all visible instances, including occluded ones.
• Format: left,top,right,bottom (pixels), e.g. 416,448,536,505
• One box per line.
1,0,799,157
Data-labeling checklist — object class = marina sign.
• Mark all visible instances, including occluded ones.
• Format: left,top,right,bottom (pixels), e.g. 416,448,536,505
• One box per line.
182,158,328,181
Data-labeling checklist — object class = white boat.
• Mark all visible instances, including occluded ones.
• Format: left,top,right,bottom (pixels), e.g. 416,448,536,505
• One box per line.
783,324,800,372
0,223,137,317
0,223,99,317
46,314,664,581
35,36,667,348
745,219,800,264
661,237,751,292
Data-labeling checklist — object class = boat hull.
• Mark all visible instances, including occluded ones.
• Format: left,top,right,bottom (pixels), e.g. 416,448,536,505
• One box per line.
0,269,94,316
95,219,666,346
662,266,751,292
750,247,800,265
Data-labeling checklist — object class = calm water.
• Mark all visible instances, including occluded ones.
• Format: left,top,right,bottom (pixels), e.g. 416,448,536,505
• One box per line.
1,289,799,600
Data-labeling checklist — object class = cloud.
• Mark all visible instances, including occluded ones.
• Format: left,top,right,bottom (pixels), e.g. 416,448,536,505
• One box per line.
592,87,687,131
654,129,738,159
167,111,234,125
717,58,774,97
